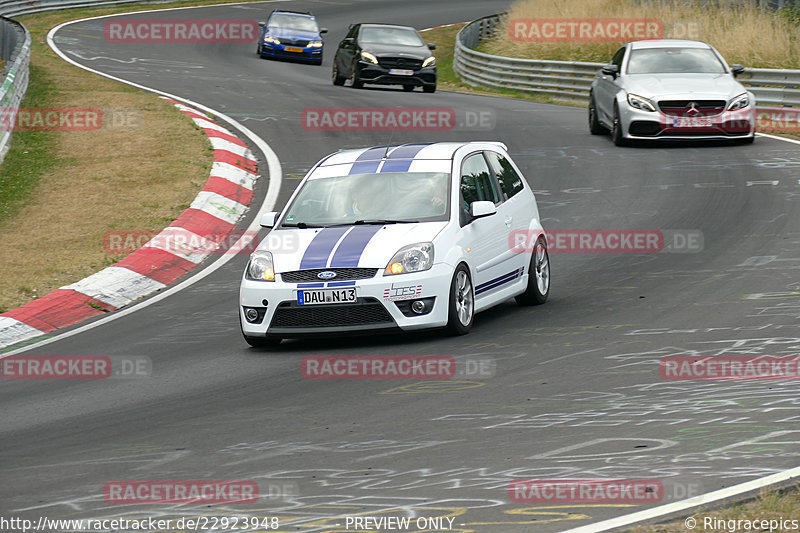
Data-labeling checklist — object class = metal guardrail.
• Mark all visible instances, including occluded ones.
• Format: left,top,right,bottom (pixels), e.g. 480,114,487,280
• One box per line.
0,0,177,17
0,16,30,166
453,13,800,107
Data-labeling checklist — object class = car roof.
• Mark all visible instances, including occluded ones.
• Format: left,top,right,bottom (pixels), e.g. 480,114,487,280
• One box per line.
629,39,711,50
358,23,418,31
317,142,507,167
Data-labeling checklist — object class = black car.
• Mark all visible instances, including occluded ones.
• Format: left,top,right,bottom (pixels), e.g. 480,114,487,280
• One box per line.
332,23,437,93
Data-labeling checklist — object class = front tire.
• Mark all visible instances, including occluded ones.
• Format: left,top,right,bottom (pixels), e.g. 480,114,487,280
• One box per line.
446,265,474,336
350,66,363,89
423,83,436,93
403,85,415,92
516,237,550,305
332,62,345,85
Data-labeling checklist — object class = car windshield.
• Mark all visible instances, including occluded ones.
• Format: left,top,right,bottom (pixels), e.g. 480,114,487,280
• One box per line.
282,172,450,227
627,47,726,74
268,14,319,32
359,26,425,46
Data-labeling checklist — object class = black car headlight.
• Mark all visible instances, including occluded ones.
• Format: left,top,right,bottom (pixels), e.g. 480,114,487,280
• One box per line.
728,93,749,111
360,51,378,64
627,93,657,112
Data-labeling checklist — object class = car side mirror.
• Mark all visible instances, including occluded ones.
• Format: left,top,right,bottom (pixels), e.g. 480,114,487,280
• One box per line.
260,212,279,228
470,201,496,219
258,21,266,28
320,27,328,34
730,64,745,77
428,43,436,50
601,64,619,78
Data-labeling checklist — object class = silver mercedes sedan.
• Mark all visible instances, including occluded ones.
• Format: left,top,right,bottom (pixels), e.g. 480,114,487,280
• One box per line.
589,39,755,145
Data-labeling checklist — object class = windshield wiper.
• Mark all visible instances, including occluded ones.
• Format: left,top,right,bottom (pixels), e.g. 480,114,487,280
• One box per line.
281,222,325,228
353,219,419,225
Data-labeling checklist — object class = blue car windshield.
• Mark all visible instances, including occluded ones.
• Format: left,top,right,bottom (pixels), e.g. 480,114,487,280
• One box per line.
627,48,726,74
268,14,319,32
282,172,450,227
359,27,424,46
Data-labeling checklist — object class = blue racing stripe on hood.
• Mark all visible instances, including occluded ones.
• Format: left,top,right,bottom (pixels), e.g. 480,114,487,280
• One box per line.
299,227,350,269
329,225,383,267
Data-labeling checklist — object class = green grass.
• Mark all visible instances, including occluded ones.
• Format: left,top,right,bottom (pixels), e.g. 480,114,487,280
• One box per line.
0,64,65,224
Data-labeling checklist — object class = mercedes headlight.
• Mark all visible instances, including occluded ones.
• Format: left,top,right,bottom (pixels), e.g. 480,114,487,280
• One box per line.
728,93,749,111
627,93,657,112
360,51,378,64
247,251,276,281
308,40,323,48
264,35,280,45
422,56,436,68
384,243,434,276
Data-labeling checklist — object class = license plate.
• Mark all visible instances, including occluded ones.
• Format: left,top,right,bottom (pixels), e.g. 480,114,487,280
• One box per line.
285,46,304,53
389,68,414,76
298,288,356,305
673,117,713,128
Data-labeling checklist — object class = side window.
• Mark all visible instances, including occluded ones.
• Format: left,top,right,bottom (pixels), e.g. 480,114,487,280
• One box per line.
460,153,500,208
485,151,524,200
611,46,626,69
347,24,359,40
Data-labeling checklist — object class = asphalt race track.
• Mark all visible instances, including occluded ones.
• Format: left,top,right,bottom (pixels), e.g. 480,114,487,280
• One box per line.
2,0,800,531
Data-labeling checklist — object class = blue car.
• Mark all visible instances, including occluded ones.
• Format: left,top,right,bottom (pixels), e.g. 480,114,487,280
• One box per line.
257,10,327,65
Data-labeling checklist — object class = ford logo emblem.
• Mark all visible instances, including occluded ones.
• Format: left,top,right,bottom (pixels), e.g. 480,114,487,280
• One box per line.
318,271,337,279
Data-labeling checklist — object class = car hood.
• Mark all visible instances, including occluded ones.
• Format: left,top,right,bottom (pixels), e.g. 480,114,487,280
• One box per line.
266,27,320,41
622,73,747,101
261,222,448,273
361,43,431,60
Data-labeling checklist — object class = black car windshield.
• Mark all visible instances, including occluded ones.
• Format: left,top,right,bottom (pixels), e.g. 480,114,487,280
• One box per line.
282,172,450,227
359,26,425,46
627,47,726,74
268,14,319,32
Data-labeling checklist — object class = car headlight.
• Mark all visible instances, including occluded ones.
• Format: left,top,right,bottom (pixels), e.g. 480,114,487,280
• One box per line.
247,251,275,281
264,35,280,45
308,40,323,48
422,56,436,68
627,93,657,112
360,51,378,64
728,93,749,111
384,243,434,276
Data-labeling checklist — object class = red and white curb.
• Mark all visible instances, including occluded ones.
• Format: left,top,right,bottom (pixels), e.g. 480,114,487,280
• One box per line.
0,98,258,349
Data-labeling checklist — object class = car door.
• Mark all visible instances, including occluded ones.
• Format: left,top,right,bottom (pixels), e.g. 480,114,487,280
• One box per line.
455,152,509,298
595,45,627,125
336,24,358,75
484,150,530,275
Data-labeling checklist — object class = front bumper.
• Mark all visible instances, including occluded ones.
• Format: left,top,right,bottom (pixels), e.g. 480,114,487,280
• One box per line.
260,43,322,61
620,105,755,141
356,62,436,87
240,264,453,338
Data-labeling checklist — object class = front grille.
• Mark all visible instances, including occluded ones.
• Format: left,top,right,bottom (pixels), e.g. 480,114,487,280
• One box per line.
378,57,423,70
283,39,310,47
271,299,393,328
281,268,378,283
658,100,726,117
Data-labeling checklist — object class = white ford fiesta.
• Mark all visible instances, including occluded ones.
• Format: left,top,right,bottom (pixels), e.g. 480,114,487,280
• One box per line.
239,141,549,347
